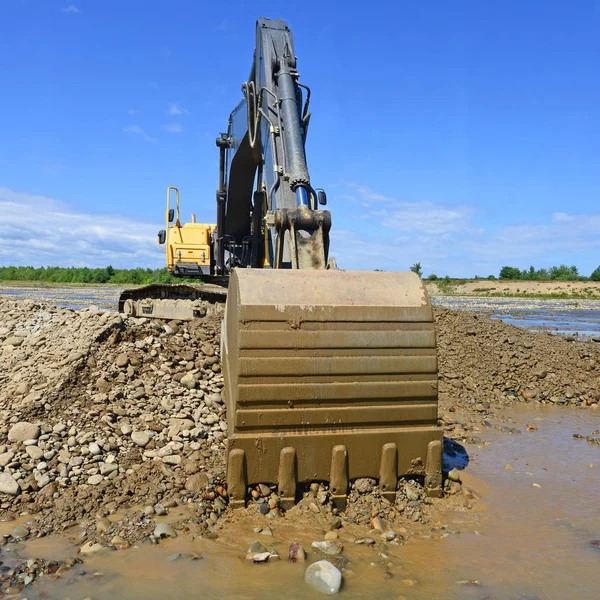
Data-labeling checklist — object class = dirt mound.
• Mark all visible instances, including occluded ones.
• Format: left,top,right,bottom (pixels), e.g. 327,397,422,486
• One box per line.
435,308,600,411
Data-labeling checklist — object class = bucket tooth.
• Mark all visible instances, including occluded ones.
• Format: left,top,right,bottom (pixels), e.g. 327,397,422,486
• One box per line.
379,443,398,502
330,445,349,510
425,440,443,498
278,447,297,509
227,448,247,508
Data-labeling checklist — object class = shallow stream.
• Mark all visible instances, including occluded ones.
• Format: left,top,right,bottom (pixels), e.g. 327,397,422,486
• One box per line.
2,406,599,599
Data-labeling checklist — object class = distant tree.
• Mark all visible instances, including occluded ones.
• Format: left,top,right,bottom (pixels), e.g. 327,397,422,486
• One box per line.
487,274,496,280
427,273,438,281
591,266,600,282
410,262,423,277
499,266,521,279
549,264,579,281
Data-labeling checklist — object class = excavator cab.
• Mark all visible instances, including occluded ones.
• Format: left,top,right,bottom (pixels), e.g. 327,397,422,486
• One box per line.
159,186,216,278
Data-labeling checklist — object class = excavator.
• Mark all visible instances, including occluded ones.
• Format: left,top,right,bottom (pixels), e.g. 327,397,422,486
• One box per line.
120,18,442,508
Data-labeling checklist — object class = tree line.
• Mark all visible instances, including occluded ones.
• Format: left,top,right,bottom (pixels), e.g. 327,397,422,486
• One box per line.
0,266,177,285
497,264,600,281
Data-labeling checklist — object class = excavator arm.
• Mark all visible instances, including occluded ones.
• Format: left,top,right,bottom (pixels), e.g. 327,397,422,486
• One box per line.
215,17,330,275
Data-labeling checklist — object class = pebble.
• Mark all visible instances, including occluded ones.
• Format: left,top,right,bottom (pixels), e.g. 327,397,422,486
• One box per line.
88,474,103,486
447,469,461,482
289,542,307,562
311,541,343,555
154,523,177,539
11,525,30,539
80,542,105,555
131,431,150,448
305,560,343,594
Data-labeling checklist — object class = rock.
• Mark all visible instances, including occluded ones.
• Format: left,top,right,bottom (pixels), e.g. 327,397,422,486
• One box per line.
0,451,15,467
26,445,44,460
115,352,129,368
526,422,538,432
305,560,342,594
8,422,40,443
330,517,342,529
154,523,177,539
0,472,20,495
80,542,105,555
354,538,376,545
258,503,270,515
180,373,197,390
131,431,150,448
447,469,461,482
289,542,307,562
87,474,103,485
89,442,102,456
111,536,130,549
248,540,267,554
185,472,209,493
404,483,420,501
252,552,271,563
162,455,181,466
354,478,373,494
11,525,29,539
325,531,339,540
311,541,343,555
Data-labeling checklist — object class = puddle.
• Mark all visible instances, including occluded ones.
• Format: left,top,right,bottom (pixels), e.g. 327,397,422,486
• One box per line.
4,406,598,599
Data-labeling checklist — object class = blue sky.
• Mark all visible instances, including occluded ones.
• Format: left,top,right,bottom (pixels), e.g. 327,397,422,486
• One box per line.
1,0,599,276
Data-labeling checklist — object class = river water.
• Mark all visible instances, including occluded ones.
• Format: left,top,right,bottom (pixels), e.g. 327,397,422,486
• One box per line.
2,406,598,599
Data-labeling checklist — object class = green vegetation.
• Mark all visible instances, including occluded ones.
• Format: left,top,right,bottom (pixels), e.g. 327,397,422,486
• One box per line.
0,266,178,285
591,266,600,282
498,264,591,281
410,262,423,277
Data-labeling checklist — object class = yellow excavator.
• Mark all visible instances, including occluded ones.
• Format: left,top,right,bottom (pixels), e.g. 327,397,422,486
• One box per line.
120,17,442,507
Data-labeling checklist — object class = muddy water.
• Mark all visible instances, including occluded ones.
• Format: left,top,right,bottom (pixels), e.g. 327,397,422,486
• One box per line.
4,406,599,600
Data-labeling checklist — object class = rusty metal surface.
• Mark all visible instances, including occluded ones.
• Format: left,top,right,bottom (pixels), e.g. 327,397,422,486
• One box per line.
223,269,442,506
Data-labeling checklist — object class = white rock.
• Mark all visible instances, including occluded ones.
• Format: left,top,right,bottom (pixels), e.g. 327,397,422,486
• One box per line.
88,474,103,485
305,560,342,594
0,472,20,495
89,442,102,456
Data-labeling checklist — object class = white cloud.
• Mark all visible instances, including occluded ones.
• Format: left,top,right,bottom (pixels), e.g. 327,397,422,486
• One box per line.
161,123,182,133
0,188,163,268
167,103,189,116
123,125,156,143
329,182,600,276
61,4,80,13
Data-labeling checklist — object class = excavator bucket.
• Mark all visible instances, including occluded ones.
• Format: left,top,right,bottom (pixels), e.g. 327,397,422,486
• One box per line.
223,269,443,508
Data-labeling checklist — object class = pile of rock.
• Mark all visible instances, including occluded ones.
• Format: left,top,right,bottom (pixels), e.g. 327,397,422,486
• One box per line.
0,298,228,538
435,308,600,411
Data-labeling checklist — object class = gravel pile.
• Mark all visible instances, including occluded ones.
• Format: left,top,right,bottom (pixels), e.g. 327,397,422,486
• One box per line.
0,298,228,538
436,308,600,411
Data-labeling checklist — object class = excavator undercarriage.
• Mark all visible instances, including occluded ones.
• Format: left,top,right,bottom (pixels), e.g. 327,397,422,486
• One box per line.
119,17,442,506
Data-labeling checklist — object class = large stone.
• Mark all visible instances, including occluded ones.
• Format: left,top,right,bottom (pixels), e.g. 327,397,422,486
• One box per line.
8,422,40,443
0,472,20,495
185,472,209,493
305,560,342,594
